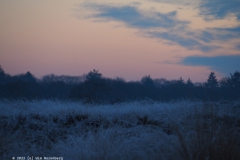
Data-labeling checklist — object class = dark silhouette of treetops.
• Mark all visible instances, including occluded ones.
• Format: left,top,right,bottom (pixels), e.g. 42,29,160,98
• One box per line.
0,65,240,103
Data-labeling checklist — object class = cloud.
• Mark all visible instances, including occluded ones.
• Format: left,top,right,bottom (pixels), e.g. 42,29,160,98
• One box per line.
148,31,220,52
151,0,198,6
199,0,240,20
148,25,240,51
182,55,240,75
237,45,240,50
80,3,214,51
195,27,240,45
83,4,188,29
216,26,240,33
78,2,240,52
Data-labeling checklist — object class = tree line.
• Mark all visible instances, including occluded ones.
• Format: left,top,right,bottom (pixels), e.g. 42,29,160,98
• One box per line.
0,65,240,103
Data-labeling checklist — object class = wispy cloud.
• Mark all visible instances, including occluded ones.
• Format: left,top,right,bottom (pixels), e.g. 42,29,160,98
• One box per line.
77,1,240,52
147,31,220,52
146,25,240,51
237,45,240,50
199,0,240,20
154,0,240,21
196,28,240,43
182,55,240,75
82,3,188,29
151,0,199,6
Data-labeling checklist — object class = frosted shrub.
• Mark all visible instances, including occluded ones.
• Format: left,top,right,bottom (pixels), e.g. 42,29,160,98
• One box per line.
0,100,239,159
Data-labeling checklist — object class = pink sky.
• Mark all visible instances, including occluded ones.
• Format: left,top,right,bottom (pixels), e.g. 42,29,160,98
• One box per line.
1,0,240,82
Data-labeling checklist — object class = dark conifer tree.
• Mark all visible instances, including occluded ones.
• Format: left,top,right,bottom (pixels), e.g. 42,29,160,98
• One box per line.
0,65,5,78
186,78,194,87
86,69,102,81
177,77,185,84
229,71,240,87
141,75,154,86
206,72,218,88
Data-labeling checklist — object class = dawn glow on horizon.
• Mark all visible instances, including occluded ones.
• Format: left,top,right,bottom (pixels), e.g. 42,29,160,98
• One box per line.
1,0,240,82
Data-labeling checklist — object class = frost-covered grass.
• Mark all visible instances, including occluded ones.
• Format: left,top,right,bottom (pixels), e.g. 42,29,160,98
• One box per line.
1,100,240,160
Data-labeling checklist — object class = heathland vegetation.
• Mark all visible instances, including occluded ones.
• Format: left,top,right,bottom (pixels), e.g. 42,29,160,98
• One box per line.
1,100,240,159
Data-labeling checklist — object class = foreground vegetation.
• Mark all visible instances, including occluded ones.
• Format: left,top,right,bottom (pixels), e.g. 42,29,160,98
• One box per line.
1,100,240,160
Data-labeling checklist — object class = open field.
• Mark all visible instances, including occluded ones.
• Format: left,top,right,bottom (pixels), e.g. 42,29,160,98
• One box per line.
1,100,240,160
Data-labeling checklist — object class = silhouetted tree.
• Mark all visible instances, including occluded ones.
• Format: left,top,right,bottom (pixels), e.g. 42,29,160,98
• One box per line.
42,74,58,83
114,77,125,82
177,77,185,84
41,74,84,84
0,65,5,78
203,72,219,100
186,78,194,87
140,75,160,100
1,64,240,102
57,75,85,84
153,78,168,88
5,80,40,99
219,77,229,87
141,75,154,86
70,70,110,103
229,71,240,88
206,72,218,88
184,78,195,99
23,72,37,83
12,72,37,83
86,69,102,81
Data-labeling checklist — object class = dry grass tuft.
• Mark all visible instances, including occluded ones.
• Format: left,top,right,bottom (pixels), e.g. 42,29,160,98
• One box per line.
172,103,240,160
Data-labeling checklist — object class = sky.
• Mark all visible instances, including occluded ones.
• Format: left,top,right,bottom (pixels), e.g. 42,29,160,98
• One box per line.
0,0,240,82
